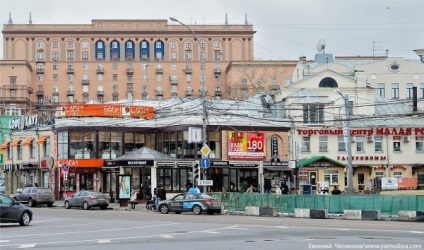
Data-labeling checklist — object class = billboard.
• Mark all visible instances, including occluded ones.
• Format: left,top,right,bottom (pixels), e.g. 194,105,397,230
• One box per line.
56,104,154,119
227,131,266,160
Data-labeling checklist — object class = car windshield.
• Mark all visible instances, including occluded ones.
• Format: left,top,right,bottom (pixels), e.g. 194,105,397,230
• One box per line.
38,188,53,194
88,191,105,197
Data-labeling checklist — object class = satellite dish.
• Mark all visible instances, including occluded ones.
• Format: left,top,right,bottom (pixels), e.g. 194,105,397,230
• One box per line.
316,39,326,53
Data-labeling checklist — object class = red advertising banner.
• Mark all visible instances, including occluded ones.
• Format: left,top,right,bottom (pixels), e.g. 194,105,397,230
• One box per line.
397,178,418,190
227,131,266,160
56,104,154,119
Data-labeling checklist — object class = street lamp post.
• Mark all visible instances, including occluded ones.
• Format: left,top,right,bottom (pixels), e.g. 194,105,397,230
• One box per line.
336,89,354,195
170,17,208,193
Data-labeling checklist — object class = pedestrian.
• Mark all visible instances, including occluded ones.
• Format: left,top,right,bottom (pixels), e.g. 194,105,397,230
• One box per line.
245,184,254,193
331,186,342,195
130,188,137,209
275,186,282,194
281,182,289,194
264,179,272,194
155,185,166,211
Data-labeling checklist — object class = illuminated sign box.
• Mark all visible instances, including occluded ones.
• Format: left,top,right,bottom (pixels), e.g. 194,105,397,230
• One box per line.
227,131,266,160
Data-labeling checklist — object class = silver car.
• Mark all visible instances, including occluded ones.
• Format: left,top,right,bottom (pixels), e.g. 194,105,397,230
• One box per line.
13,187,55,207
64,190,109,210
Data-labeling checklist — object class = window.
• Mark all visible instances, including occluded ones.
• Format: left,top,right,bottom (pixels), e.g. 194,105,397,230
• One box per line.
303,104,324,124
97,74,103,81
53,63,58,70
301,137,310,152
391,83,399,99
83,85,88,92
82,41,89,48
215,75,220,81
200,52,206,60
113,74,118,81
185,52,191,60
416,136,424,152
30,140,36,158
171,85,177,93
142,74,148,81
111,41,118,49
171,64,177,70
214,41,220,48
319,136,328,152
82,52,89,60
68,74,73,82
38,74,44,81
38,52,44,60
185,41,191,49
420,83,424,99
67,51,74,60
127,74,133,81
374,136,383,152
53,74,58,81
83,63,88,70
126,42,133,49
113,62,118,70
393,136,401,152
142,64,148,70
356,136,365,152
52,52,58,60
53,41,59,48
338,135,346,152
171,52,177,60
214,51,221,60
186,74,192,82
324,170,339,185
157,74,163,82
377,83,385,97
10,90,16,97
67,40,73,48
200,41,206,48
155,41,162,49
406,83,414,99
37,41,44,48
171,41,176,49
156,85,163,91
142,85,148,92
141,41,148,49
53,86,59,92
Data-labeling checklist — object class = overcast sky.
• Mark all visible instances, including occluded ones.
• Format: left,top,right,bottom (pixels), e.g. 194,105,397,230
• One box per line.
1,0,423,60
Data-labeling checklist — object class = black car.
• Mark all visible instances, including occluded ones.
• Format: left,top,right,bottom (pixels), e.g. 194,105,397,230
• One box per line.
13,187,55,207
158,192,221,215
0,194,33,226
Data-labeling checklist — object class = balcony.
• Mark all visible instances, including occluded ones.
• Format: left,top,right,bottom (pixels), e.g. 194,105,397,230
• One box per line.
169,76,178,85
126,68,134,75
185,90,193,97
36,68,44,74
67,68,74,74
67,90,74,96
27,87,33,94
97,68,104,74
97,91,104,96
215,90,222,96
82,79,90,85
36,90,44,96
156,68,163,74
183,67,192,74
214,68,221,74
155,90,163,96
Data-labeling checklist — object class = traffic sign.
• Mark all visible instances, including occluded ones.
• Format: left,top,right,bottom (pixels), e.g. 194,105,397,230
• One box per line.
200,158,210,169
198,180,213,186
201,145,211,157
61,164,69,173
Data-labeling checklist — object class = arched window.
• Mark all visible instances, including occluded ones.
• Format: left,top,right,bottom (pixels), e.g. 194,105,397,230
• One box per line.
125,40,135,60
110,40,120,59
319,77,338,88
154,40,164,61
95,40,105,60
140,40,150,61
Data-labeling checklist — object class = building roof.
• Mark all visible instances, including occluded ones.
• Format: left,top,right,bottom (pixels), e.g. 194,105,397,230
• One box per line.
296,155,346,167
113,147,174,160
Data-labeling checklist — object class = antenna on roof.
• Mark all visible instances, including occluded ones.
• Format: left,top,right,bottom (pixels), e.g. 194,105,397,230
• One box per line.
316,39,326,53
8,13,13,24
29,12,32,24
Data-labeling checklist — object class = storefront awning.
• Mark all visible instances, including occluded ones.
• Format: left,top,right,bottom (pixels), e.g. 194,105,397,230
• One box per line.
36,136,48,144
23,137,34,146
11,139,22,147
296,155,346,168
0,140,10,149
264,166,292,171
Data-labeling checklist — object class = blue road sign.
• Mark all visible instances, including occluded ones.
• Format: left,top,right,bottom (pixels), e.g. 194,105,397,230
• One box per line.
61,164,69,172
200,158,210,169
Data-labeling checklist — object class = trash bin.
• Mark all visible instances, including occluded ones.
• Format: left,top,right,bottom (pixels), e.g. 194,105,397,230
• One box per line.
302,184,311,194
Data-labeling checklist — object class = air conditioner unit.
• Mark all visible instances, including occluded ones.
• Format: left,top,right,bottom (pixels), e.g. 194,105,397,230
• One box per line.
403,136,410,142
367,136,374,143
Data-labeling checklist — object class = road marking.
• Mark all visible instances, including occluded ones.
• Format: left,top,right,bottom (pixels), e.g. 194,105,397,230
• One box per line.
0,240,10,243
409,231,423,234
98,239,111,243
205,231,220,234
30,219,67,224
19,244,36,248
274,226,289,229
337,228,350,231
160,235,174,238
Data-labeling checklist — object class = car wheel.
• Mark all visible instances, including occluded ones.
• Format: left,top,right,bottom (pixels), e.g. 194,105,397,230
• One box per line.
159,204,169,214
82,201,90,210
19,211,31,226
47,203,53,207
207,211,214,215
192,205,202,215
65,201,71,209
100,206,108,210
175,211,182,214
28,198,35,207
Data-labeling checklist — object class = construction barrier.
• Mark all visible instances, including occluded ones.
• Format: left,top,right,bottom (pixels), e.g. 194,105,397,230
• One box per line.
210,193,424,217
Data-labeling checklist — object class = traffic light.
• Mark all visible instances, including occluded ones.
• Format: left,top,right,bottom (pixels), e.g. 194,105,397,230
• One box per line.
193,164,200,187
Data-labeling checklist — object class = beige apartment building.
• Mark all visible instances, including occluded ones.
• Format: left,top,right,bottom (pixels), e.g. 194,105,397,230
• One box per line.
1,18,297,119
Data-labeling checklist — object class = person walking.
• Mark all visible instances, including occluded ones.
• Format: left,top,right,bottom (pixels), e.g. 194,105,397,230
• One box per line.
155,185,167,211
130,188,137,209
331,186,342,195
264,179,272,194
245,184,254,193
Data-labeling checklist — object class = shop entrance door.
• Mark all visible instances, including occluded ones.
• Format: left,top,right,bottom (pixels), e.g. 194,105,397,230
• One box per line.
309,171,317,192
80,174,93,190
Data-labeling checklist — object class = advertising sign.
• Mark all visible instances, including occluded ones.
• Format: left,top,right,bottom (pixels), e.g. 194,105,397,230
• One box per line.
227,131,266,160
56,104,154,119
381,177,398,190
117,175,131,199
397,178,418,190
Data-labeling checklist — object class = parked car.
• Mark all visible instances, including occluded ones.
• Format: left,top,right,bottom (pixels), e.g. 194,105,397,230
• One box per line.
0,194,33,226
158,192,221,215
64,190,109,210
13,187,55,207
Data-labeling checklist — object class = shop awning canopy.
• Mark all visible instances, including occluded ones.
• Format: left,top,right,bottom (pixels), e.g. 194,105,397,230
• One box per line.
296,155,346,168
36,136,48,144
11,139,22,147
23,137,34,146
264,166,292,171
0,140,10,149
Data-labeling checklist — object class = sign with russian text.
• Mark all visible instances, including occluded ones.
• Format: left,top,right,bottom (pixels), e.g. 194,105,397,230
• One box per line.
56,104,154,119
227,131,266,160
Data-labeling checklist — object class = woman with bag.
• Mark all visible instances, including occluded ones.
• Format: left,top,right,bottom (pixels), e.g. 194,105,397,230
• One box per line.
130,188,137,209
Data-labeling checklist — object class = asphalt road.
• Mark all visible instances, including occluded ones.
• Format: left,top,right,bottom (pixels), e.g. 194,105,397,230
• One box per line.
1,204,423,250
